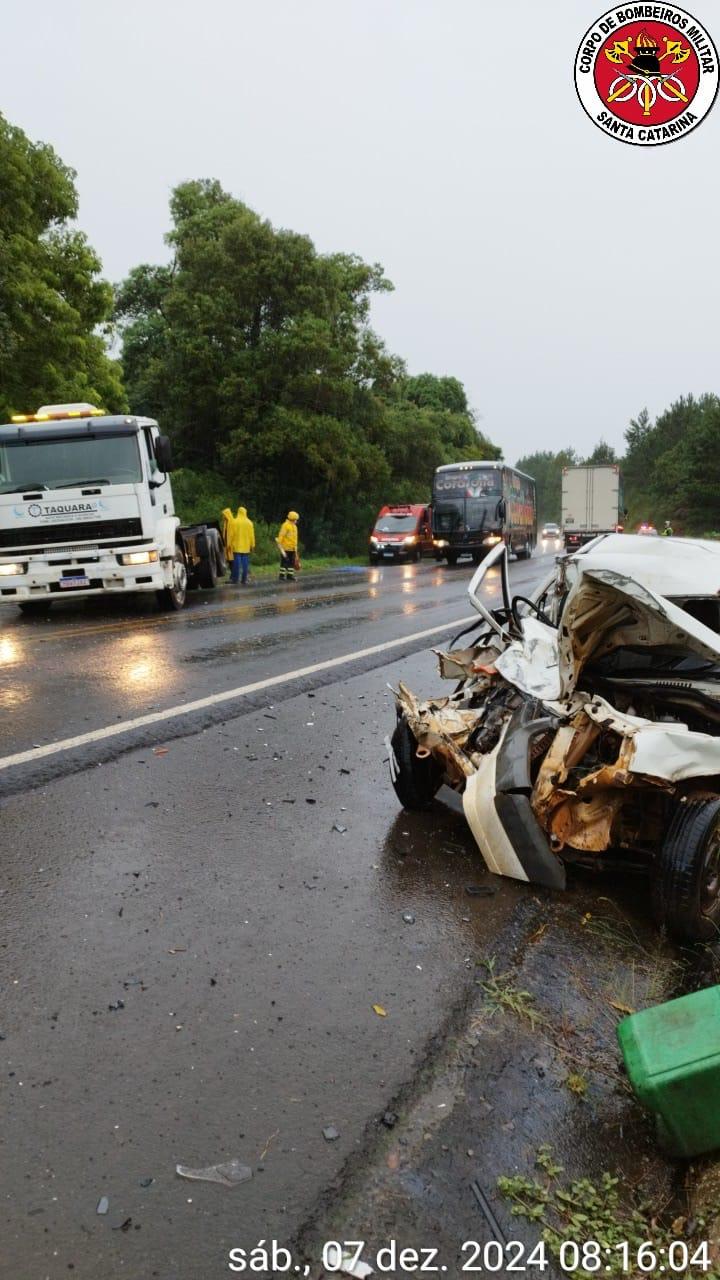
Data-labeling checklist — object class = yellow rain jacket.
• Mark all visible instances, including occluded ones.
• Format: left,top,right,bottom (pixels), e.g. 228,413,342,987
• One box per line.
231,506,256,554
277,513,298,553
221,508,235,560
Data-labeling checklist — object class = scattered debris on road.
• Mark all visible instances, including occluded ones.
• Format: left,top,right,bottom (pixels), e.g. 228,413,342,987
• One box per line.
175,1159,252,1187
322,1125,340,1142
96,1196,109,1215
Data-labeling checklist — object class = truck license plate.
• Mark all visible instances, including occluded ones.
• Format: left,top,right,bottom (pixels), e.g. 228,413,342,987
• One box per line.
59,575,90,589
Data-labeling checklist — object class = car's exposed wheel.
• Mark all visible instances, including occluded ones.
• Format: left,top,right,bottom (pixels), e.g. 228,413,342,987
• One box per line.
652,797,720,943
389,716,443,810
471,550,484,565
18,600,52,616
156,545,188,611
445,551,459,566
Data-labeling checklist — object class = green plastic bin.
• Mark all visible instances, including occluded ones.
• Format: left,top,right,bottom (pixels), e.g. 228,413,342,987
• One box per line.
617,984,720,1157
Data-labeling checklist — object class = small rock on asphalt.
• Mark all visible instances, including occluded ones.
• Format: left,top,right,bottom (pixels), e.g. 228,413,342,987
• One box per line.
322,1125,340,1142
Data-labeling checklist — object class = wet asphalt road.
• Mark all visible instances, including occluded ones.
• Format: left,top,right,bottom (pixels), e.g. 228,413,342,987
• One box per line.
0,549,557,1280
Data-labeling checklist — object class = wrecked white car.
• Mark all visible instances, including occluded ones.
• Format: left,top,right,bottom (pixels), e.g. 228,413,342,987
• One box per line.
389,535,720,942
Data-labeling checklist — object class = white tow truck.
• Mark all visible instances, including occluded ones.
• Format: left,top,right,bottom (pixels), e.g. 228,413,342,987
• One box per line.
0,403,225,614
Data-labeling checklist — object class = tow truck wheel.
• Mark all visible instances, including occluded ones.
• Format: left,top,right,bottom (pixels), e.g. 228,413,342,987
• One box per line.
18,600,52,616
198,551,217,589
156,545,188,611
652,797,720,943
390,716,443,811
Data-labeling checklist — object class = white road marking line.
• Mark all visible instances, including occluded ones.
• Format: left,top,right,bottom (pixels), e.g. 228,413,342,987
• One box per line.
0,612,479,771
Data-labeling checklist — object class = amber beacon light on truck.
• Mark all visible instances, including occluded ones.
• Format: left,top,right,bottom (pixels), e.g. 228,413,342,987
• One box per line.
10,404,107,424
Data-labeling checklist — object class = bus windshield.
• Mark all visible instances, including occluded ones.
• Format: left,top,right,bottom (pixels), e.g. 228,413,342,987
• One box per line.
0,434,143,493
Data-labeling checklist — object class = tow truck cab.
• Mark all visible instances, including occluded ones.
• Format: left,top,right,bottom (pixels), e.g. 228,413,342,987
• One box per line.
0,404,223,613
369,504,433,563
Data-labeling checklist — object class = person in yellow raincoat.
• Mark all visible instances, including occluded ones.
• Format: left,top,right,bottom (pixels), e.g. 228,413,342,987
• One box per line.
220,508,235,576
230,506,256,585
276,510,299,581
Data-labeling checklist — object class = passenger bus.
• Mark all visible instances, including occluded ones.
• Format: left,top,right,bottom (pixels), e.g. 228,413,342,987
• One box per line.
431,461,537,565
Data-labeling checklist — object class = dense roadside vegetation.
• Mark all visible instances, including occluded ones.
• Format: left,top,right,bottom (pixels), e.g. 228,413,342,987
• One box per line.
113,179,500,553
517,394,720,536
0,116,125,419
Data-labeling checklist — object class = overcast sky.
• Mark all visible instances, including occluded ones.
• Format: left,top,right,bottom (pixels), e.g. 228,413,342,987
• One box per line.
3,0,718,462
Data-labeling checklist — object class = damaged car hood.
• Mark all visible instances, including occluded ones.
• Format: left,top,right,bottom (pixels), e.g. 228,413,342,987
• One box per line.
558,568,720,697
496,568,720,706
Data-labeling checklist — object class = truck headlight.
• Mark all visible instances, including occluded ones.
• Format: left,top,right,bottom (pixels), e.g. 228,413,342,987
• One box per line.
118,550,159,566
433,539,448,548
483,535,502,545
369,536,378,545
403,535,417,545
0,562,26,576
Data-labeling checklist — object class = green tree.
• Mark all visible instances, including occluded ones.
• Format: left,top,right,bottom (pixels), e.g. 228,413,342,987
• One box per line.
514,448,578,523
584,439,617,464
116,180,497,551
649,395,720,533
622,394,720,531
0,113,124,419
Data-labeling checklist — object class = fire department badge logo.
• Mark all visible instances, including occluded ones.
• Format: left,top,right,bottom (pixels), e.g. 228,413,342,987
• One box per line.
575,5,719,145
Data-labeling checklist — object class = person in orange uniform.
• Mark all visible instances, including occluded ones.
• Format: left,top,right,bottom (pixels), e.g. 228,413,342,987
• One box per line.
276,511,299,581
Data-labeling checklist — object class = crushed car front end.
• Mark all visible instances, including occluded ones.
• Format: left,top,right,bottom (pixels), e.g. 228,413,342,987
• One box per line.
388,537,720,942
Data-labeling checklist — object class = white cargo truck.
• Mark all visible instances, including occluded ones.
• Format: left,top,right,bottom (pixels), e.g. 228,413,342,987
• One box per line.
0,404,225,614
561,464,625,551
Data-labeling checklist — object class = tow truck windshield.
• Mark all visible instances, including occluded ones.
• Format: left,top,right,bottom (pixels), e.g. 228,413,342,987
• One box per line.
0,434,143,493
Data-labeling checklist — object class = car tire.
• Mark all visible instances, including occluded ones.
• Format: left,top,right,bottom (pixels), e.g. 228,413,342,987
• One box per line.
369,554,378,565
156,545,188,611
471,550,484,565
390,716,443,811
18,600,52,616
652,797,720,943
446,552,459,566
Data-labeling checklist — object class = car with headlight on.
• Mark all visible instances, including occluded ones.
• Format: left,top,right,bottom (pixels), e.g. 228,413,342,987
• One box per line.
388,533,720,942
369,504,433,564
541,521,561,540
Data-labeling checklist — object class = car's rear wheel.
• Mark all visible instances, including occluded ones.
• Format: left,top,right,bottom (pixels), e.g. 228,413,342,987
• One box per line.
652,797,720,943
390,716,443,810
